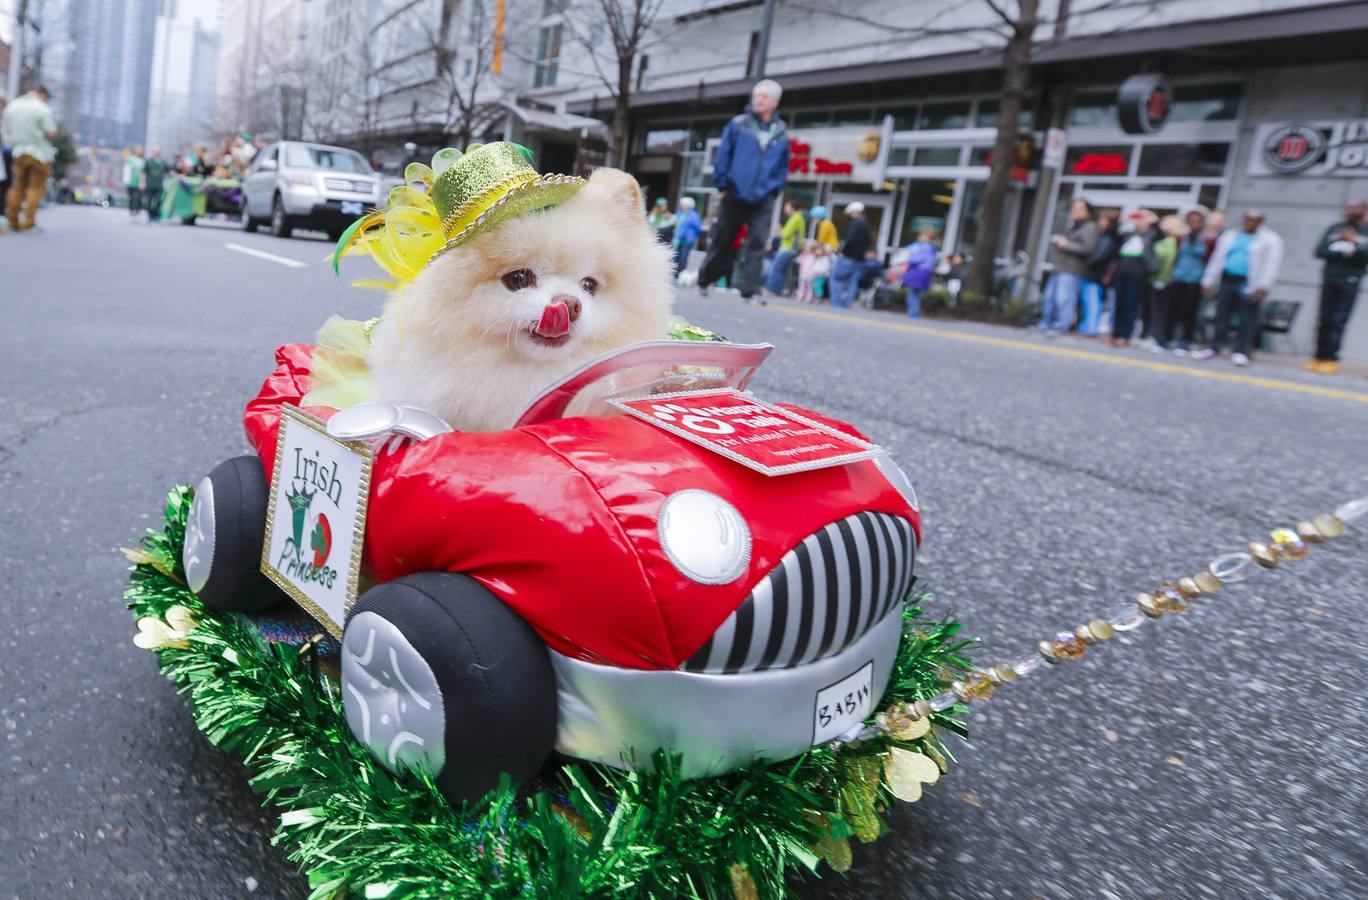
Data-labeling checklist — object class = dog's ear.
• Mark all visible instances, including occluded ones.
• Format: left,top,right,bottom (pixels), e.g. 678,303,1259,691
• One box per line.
582,167,644,220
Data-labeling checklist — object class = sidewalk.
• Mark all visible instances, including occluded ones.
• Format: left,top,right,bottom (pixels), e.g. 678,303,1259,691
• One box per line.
692,286,1368,386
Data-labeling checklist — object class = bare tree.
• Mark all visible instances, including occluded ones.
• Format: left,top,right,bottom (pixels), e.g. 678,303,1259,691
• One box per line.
966,0,1039,301
558,0,671,168
424,0,510,149
788,0,1153,299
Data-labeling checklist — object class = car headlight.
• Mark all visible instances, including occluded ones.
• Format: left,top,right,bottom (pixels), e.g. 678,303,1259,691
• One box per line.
284,173,313,187
657,489,751,585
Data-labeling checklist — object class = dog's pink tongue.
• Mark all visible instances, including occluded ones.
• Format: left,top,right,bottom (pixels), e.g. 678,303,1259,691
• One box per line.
535,301,572,338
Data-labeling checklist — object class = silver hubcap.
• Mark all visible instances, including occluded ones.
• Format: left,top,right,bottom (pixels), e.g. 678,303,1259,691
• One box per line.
342,610,446,777
183,476,216,594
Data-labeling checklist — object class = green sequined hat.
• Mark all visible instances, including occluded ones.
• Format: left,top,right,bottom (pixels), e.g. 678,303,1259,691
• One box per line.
430,142,584,255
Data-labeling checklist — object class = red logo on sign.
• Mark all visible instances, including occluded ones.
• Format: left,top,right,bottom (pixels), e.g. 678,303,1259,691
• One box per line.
1276,135,1309,162
611,388,882,476
788,138,855,177
1071,152,1129,175
1146,88,1169,124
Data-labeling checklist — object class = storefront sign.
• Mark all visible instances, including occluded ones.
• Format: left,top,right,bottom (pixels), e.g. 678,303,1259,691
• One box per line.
1069,152,1129,175
1042,127,1067,170
707,117,893,189
1248,119,1368,177
1118,74,1170,135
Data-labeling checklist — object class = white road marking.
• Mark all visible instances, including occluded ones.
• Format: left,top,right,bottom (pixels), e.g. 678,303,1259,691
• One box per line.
223,241,308,268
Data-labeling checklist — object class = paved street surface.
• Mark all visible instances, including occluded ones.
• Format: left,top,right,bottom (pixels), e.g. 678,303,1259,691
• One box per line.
3,205,1366,899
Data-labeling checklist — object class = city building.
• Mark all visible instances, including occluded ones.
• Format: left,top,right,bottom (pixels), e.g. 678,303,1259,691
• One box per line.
216,0,308,140
561,0,1368,361
146,0,225,152
31,0,160,149
302,0,606,174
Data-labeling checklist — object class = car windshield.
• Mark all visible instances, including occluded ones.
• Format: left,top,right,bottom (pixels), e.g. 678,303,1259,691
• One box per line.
285,145,370,174
514,341,774,426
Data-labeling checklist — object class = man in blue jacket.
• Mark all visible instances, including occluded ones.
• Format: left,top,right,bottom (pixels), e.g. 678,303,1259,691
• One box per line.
697,79,790,301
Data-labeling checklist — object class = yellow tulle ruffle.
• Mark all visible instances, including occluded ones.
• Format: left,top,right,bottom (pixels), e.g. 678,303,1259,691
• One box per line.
329,162,445,289
301,315,380,409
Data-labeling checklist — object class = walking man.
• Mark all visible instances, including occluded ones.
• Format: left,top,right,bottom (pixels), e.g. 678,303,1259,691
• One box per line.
1,85,58,233
143,146,169,223
763,201,805,296
124,146,146,219
1197,210,1284,367
697,79,790,300
829,202,876,309
1305,199,1367,375
1039,199,1099,335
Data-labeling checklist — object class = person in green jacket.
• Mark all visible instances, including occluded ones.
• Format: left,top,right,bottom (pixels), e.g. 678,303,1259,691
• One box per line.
763,201,805,296
143,146,169,223
1305,199,1367,374
1148,214,1182,351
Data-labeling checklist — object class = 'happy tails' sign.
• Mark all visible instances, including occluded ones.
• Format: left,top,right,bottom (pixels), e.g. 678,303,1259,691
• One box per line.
262,405,372,638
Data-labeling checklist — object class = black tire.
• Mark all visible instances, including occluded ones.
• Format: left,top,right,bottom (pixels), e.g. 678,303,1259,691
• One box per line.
181,215,197,226
270,195,293,238
327,226,345,243
342,573,557,808
240,206,258,232
183,455,286,612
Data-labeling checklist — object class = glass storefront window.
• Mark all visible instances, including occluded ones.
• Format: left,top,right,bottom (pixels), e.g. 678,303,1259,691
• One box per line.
1071,91,1118,127
789,110,831,129
913,146,961,167
882,105,919,130
644,129,689,154
1073,83,1242,127
1064,144,1132,176
920,102,970,130
976,99,1034,130
954,181,985,254
1137,142,1230,177
831,108,874,127
1198,183,1222,211
897,179,954,247
692,122,724,151
1168,83,1242,122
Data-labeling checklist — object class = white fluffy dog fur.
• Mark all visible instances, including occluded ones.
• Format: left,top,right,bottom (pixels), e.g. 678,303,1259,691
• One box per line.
367,168,674,432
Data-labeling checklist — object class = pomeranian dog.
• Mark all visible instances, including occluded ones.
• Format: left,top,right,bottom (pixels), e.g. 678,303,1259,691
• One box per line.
366,168,674,432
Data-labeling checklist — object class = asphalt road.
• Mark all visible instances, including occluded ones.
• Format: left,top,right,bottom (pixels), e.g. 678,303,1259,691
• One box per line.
2,205,1366,899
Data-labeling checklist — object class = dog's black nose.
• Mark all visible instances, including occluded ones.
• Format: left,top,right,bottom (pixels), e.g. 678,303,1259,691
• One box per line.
554,295,582,321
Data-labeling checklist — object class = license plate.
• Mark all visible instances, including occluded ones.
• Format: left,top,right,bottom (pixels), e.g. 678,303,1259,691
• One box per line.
813,661,874,745
340,200,364,216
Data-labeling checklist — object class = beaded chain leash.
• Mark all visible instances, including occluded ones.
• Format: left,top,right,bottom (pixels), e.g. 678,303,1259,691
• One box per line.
874,495,1368,731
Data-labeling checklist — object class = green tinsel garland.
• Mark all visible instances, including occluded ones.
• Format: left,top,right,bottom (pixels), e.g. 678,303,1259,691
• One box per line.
124,485,972,899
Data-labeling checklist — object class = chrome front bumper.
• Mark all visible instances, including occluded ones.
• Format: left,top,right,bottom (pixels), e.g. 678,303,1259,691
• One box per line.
550,605,903,778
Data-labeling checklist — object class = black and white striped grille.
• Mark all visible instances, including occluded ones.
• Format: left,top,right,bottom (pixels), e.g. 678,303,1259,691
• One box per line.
681,512,916,674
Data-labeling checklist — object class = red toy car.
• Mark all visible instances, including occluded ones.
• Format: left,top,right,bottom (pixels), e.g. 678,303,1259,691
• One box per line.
181,340,920,806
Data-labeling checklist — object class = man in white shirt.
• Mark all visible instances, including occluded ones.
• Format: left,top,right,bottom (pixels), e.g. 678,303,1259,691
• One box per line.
1196,210,1283,366
1,85,59,232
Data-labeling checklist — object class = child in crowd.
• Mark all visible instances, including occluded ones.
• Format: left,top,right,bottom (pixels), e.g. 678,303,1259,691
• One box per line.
796,241,823,303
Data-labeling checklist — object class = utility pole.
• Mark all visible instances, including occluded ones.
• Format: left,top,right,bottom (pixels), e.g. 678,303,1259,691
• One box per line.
6,0,30,102
751,0,777,79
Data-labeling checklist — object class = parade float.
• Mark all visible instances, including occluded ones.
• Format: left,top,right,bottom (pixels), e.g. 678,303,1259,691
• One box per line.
160,173,244,225
125,144,1368,899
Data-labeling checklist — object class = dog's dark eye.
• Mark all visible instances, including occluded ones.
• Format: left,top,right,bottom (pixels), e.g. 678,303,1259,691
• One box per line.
580,276,600,295
501,268,536,291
